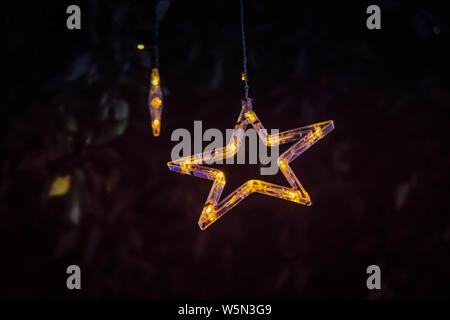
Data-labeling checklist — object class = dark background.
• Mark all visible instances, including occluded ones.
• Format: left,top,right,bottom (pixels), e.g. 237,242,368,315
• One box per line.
1,0,450,299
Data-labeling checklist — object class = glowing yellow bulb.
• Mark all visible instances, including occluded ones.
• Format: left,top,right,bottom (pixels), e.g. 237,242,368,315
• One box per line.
152,119,160,130
202,204,217,223
151,68,160,87
289,191,297,198
248,180,257,192
151,119,160,137
267,136,279,146
245,111,257,123
180,159,193,172
137,44,145,50
215,172,225,184
151,97,162,108
313,126,323,138
241,72,246,81
216,172,224,180
278,160,286,169
286,190,300,203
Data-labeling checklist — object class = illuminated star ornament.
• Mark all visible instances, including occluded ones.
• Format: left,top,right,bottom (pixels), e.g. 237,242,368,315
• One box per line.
168,98,335,230
168,0,335,230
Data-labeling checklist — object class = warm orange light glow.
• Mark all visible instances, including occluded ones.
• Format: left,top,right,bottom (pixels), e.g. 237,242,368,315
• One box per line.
199,204,217,228
151,97,162,108
148,68,163,137
216,172,224,180
151,68,160,87
314,126,323,138
245,110,257,123
151,119,161,137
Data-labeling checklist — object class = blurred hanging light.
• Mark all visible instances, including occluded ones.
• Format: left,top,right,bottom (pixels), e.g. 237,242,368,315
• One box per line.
148,68,163,137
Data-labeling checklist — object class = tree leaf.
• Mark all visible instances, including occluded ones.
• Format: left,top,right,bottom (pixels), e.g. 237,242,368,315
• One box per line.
65,53,91,81
112,99,129,120
48,175,71,197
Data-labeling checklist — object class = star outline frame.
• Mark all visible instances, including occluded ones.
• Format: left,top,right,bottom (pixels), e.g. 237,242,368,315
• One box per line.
167,98,335,230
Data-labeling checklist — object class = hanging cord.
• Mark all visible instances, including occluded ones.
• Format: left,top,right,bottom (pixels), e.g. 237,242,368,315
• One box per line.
154,0,172,69
154,22,160,68
240,0,250,101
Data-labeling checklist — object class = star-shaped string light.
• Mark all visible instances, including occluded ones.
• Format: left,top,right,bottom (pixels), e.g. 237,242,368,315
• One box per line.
168,98,334,230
